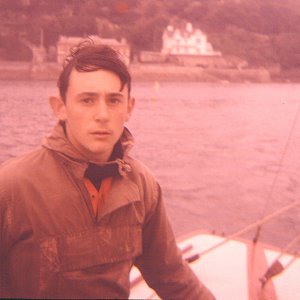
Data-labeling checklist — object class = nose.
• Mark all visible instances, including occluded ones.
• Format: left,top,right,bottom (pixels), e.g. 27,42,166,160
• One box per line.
94,100,109,122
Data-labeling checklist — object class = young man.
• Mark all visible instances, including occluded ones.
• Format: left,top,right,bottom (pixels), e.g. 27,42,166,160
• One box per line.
0,42,215,299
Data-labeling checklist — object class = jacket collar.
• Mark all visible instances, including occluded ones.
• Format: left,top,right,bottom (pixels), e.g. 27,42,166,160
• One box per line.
42,122,134,178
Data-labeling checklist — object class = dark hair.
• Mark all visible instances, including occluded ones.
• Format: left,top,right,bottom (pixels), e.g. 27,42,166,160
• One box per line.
57,39,131,102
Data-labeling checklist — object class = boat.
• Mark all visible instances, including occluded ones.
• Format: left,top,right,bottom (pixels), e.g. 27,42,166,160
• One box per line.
129,200,300,300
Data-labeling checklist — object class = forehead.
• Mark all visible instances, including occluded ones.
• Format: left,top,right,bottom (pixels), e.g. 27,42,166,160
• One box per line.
68,69,127,95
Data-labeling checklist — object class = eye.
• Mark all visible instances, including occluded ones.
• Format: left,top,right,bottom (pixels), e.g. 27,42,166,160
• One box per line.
81,97,94,104
108,96,122,105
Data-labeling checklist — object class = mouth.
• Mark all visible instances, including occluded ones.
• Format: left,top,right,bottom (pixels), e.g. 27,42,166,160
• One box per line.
90,130,111,138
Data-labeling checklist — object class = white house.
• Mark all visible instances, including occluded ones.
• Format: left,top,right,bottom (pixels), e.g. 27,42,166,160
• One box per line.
162,22,221,57
56,35,130,65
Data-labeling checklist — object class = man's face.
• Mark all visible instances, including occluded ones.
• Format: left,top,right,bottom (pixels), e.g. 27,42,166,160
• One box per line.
58,69,134,162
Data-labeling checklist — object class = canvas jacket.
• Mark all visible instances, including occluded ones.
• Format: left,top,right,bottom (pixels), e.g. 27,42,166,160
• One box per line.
0,123,215,299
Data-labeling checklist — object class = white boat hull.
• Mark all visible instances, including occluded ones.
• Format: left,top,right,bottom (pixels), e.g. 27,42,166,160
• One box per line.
130,232,300,300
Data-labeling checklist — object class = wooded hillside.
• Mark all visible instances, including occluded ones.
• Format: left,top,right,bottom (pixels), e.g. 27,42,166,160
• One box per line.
1,0,300,69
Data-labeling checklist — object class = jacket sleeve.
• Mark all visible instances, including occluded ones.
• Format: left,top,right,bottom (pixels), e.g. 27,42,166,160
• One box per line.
134,183,216,300
0,183,13,298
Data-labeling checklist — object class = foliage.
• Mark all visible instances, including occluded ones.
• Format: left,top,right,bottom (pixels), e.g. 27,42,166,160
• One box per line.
1,0,300,69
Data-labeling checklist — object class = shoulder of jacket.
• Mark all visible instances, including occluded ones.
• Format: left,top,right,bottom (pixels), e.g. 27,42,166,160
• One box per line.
126,156,157,182
0,147,54,183
125,156,161,205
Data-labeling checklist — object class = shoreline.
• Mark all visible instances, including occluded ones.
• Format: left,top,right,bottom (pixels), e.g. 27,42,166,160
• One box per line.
0,61,299,83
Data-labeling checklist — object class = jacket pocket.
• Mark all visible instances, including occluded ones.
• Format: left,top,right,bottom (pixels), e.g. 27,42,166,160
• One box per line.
40,224,142,272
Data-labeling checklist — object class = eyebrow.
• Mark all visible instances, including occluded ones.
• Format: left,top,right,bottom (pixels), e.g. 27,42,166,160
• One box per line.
77,92,98,97
107,92,124,97
77,91,124,97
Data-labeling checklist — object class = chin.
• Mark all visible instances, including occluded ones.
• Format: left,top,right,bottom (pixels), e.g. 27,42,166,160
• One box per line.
88,147,111,159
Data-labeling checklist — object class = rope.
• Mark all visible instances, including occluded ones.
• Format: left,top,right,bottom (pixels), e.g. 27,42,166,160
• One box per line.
254,102,300,242
198,199,300,257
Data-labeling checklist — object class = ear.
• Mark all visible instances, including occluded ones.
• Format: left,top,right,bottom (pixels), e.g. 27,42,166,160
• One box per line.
49,96,67,121
125,97,135,122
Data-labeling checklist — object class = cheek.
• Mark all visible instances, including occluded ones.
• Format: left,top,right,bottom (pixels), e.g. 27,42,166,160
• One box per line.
121,113,130,123
112,110,128,122
66,107,88,122
122,108,131,121
65,112,88,134
124,112,131,122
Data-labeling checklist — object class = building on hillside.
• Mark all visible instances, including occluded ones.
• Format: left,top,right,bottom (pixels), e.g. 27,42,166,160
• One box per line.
162,22,221,56
161,22,225,67
56,35,130,65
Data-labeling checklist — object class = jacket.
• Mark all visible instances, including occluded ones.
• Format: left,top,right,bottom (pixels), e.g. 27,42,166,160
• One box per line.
0,123,215,299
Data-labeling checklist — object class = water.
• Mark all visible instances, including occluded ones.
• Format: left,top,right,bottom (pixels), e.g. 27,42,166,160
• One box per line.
1,80,300,251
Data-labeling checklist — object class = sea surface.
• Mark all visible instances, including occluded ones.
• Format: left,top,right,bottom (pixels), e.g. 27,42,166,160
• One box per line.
1,80,300,252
